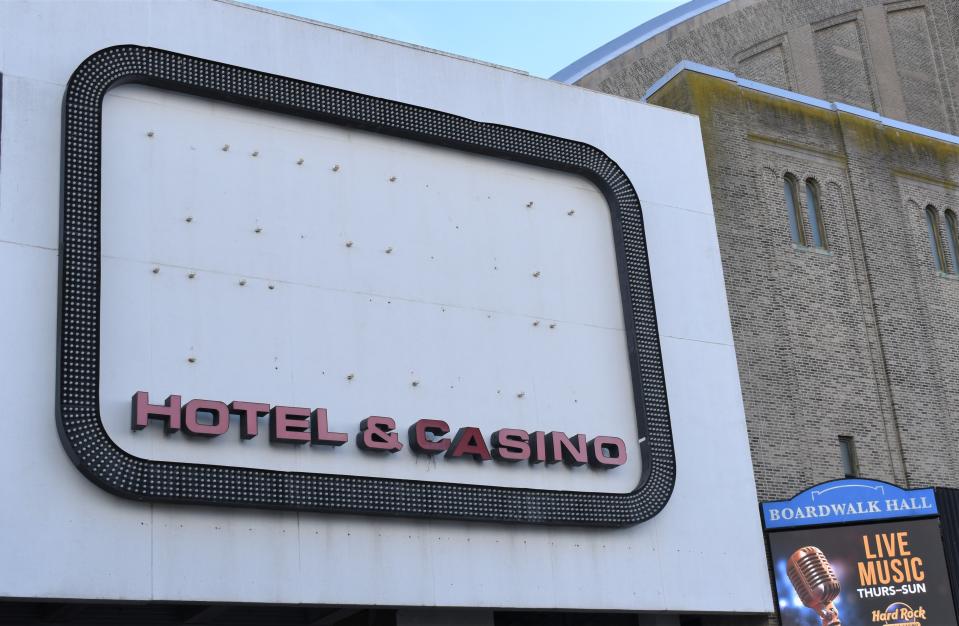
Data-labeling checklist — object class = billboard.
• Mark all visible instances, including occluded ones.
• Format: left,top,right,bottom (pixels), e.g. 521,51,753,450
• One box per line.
770,519,956,626
764,480,956,626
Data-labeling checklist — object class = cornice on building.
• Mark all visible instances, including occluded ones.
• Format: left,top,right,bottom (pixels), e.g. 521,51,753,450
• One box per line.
644,60,959,148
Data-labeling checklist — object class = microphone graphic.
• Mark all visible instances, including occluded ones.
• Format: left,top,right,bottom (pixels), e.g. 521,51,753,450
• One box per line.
786,546,841,626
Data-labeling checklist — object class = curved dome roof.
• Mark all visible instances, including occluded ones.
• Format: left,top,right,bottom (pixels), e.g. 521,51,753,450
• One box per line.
551,0,732,83
552,0,959,136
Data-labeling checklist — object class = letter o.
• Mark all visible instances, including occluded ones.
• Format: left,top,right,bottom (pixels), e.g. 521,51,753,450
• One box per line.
183,399,230,437
587,436,626,469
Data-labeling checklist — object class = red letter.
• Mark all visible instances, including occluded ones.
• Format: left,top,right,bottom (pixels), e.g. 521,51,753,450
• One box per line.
588,436,627,469
490,429,530,462
310,408,348,446
229,401,270,439
547,432,588,466
131,391,181,433
529,430,547,464
357,417,403,453
182,399,230,437
409,419,450,455
446,427,491,461
270,406,311,444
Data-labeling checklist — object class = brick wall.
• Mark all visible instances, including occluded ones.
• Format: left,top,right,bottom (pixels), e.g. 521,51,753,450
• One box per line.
574,3,959,622
647,68,959,626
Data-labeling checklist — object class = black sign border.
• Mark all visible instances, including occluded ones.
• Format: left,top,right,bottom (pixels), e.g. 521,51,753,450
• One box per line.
58,45,675,526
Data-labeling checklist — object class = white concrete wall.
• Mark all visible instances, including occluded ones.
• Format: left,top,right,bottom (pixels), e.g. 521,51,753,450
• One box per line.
0,0,772,613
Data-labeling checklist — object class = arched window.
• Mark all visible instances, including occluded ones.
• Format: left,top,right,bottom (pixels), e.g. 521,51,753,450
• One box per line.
805,178,827,249
925,206,946,272
945,209,959,274
784,174,804,245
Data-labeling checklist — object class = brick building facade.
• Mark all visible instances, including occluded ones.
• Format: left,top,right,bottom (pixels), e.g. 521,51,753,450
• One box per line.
644,67,959,501
558,0,959,503
556,2,959,622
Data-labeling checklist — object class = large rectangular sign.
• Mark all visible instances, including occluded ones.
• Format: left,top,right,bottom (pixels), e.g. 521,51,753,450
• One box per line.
769,518,957,626
60,45,675,526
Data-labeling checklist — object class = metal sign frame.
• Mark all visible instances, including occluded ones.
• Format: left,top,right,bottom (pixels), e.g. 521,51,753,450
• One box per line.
58,45,675,526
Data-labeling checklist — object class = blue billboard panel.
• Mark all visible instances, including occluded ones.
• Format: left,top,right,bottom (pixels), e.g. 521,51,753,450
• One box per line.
762,479,937,530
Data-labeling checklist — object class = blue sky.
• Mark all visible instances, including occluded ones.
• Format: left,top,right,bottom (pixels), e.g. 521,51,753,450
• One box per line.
244,1,687,78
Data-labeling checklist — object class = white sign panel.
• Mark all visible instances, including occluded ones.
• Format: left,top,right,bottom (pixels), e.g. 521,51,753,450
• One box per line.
100,83,641,496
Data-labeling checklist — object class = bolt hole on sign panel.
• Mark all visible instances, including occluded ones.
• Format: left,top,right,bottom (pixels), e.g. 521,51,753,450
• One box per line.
58,46,675,526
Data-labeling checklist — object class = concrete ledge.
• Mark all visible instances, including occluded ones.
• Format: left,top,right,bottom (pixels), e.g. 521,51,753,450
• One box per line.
644,60,959,147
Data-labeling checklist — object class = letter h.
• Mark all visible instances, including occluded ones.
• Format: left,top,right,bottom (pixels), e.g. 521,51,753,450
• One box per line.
132,391,182,433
